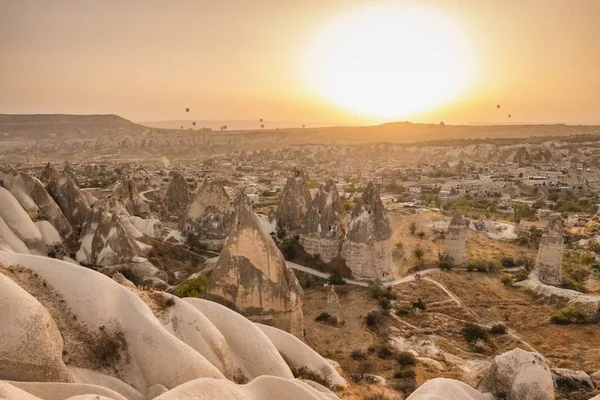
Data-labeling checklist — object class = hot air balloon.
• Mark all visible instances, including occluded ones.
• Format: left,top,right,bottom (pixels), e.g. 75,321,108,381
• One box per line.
261,124,265,129
508,114,512,118
192,122,196,127
260,118,263,123
497,105,500,109
185,108,190,113
180,125,183,130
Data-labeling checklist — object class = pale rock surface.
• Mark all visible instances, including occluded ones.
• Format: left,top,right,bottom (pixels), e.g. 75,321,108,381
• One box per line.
69,367,144,400
164,171,191,219
7,381,129,400
535,216,564,285
152,375,335,400
182,178,234,251
35,220,62,246
341,182,395,280
0,381,45,400
130,216,162,238
406,378,493,400
0,186,46,255
76,209,143,267
206,195,304,337
276,168,312,237
99,260,167,288
0,166,73,237
0,252,225,393
299,180,345,262
551,368,594,392
49,173,92,230
477,348,554,400
0,273,71,382
257,323,347,389
444,213,468,266
0,216,31,254
185,298,294,383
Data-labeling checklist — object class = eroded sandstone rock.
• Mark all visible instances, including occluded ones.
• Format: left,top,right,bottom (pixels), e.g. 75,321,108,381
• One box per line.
206,194,304,338
182,178,234,251
299,180,345,262
443,213,468,266
341,182,395,280
276,168,312,238
536,216,564,285
164,171,191,219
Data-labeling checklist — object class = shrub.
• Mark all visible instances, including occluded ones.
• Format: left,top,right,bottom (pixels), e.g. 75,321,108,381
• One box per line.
521,287,534,296
396,351,417,366
327,273,346,285
516,255,535,271
438,254,452,271
462,323,488,343
550,307,587,325
379,297,392,310
500,256,516,268
489,323,508,335
365,311,381,328
351,349,366,360
501,275,514,286
377,345,394,359
412,298,426,311
173,276,208,298
409,221,417,235
94,330,127,367
315,312,337,324
514,268,529,282
393,368,416,379
396,306,411,316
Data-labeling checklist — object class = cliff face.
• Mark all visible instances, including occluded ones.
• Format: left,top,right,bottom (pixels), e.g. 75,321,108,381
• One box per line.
444,213,468,266
276,168,312,238
341,182,395,280
536,217,564,285
182,178,234,251
299,180,346,262
207,195,304,338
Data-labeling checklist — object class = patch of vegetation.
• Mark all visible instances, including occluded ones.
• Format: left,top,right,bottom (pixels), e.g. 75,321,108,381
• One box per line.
393,368,416,379
438,254,452,271
173,276,208,298
500,256,516,268
501,275,514,286
412,298,427,311
462,323,488,343
350,349,367,360
148,291,176,309
514,268,529,282
396,351,417,366
315,312,338,325
327,272,346,285
396,306,411,316
377,345,394,359
94,330,128,368
489,324,508,335
550,307,587,325
365,311,383,329
466,259,501,273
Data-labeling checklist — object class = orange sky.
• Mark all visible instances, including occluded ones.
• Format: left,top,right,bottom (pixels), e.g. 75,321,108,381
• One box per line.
1,0,599,125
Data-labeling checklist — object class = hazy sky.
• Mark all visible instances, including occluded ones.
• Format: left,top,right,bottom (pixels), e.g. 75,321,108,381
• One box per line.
1,0,599,125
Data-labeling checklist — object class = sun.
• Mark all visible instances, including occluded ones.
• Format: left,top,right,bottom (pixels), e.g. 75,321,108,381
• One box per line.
304,3,475,122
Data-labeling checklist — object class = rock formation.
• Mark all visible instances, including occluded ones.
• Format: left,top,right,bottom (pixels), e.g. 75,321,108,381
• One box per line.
536,216,564,285
76,209,143,267
0,166,72,237
182,178,234,251
0,252,338,399
164,171,191,219
443,213,468,266
39,162,59,185
112,177,151,218
477,348,554,400
0,186,46,255
48,173,92,230
299,180,346,262
325,285,343,323
276,168,312,237
206,194,304,338
341,182,395,280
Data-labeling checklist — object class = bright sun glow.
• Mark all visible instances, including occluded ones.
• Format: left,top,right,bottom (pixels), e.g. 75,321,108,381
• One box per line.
305,3,476,121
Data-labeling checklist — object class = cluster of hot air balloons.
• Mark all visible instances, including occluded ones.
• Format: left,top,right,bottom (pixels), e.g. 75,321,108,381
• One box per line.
259,118,264,129
496,104,512,119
